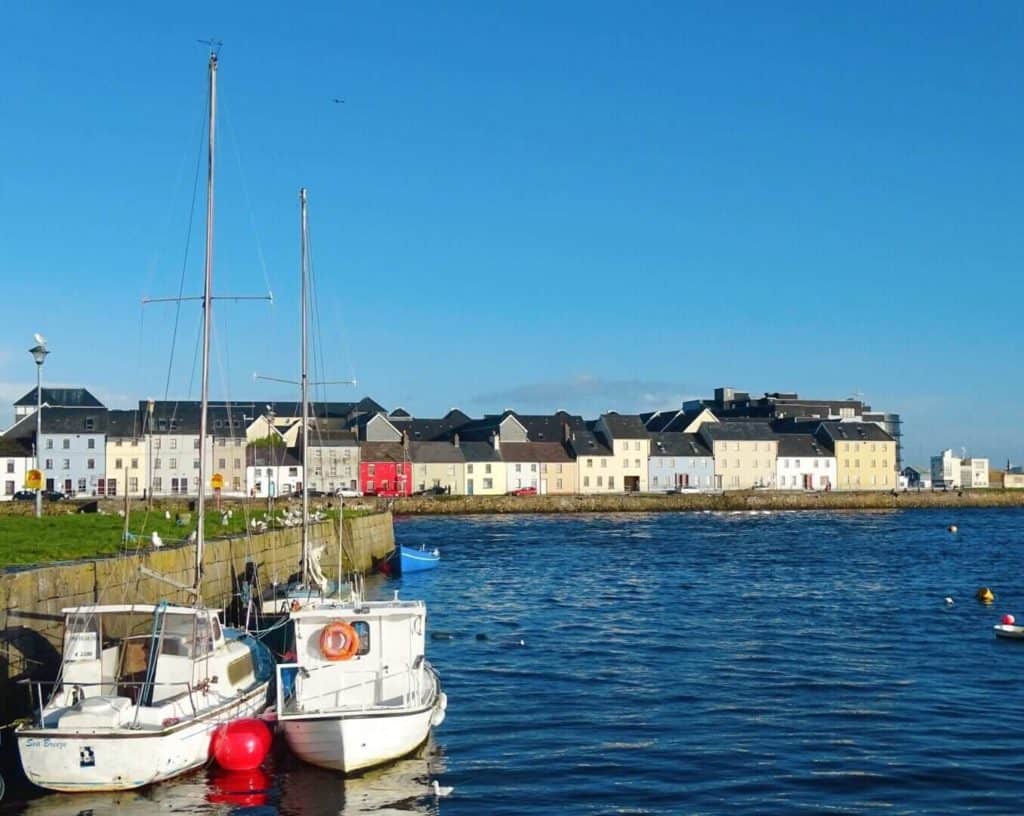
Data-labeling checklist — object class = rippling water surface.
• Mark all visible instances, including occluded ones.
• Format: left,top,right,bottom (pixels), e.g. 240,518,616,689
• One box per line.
5,509,1024,815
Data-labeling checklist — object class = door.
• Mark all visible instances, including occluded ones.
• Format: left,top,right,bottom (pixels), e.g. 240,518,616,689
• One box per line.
467,478,474,495
46,478,54,491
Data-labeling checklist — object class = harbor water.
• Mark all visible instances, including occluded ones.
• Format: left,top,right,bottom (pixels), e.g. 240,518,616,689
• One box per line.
4,508,1024,814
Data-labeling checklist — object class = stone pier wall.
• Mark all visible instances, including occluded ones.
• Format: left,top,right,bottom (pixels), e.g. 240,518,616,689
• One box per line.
0,512,393,725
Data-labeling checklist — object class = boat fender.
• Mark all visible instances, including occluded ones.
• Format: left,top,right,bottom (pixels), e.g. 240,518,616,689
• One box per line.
319,621,360,660
976,587,995,604
291,600,301,612
1003,614,1016,625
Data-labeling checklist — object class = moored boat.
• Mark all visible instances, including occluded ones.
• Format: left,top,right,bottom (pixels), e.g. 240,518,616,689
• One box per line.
377,544,441,576
275,584,446,773
993,623,1024,639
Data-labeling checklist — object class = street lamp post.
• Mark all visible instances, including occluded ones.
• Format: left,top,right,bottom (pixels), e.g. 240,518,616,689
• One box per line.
29,335,49,519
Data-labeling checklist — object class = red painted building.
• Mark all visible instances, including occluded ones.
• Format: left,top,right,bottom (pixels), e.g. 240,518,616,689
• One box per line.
358,442,411,497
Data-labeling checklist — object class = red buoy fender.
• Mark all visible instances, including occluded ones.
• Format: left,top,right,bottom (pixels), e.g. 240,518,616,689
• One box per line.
210,718,273,771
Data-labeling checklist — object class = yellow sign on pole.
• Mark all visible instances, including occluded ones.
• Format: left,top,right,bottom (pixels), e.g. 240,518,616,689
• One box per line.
25,469,43,490
211,473,224,490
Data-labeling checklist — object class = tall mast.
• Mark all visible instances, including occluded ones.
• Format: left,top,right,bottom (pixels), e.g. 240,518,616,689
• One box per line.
300,187,311,586
195,51,217,596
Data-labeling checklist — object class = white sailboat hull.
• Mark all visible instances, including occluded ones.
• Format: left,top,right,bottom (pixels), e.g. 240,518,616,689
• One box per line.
17,683,268,793
280,692,447,773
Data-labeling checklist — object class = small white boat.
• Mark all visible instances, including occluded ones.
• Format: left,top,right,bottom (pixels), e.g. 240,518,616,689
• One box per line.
16,604,272,792
275,585,447,774
993,623,1024,639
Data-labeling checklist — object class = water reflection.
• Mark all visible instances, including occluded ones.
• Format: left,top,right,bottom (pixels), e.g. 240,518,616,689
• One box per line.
13,738,445,816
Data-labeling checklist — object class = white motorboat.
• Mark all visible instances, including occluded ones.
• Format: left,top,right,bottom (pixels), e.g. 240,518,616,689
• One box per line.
993,623,1024,639
275,584,447,774
16,604,272,791
17,49,273,792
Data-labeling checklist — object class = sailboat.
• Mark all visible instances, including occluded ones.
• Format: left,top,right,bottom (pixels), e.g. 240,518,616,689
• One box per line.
15,51,273,793
272,190,447,773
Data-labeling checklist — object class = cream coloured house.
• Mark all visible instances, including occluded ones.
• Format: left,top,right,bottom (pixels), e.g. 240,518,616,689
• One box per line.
409,440,465,495
106,409,147,497
595,413,650,492
817,421,896,490
569,427,617,494
462,441,505,495
699,421,778,490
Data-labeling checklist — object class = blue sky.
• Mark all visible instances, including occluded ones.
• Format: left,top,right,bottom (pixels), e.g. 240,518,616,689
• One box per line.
1,2,1021,466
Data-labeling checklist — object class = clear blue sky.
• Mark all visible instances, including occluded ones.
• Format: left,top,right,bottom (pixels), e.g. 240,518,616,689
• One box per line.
1,2,1022,466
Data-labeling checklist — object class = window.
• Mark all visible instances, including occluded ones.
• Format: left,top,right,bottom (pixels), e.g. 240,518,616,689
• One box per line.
193,459,200,470
46,439,53,449
153,476,162,491
4,481,13,496
448,465,455,476
483,478,493,489
218,458,226,469
557,464,563,473
234,459,241,469
623,459,629,468
601,459,607,468
62,459,70,470
169,458,177,469
115,458,123,470
154,438,161,449
368,464,376,475
597,476,603,487
288,467,298,477
85,417,95,431
45,458,53,469
795,459,800,468
367,480,375,493
634,459,640,469
62,439,70,449
115,439,123,447
87,439,95,449
170,439,177,449
78,477,87,492
155,458,162,469
515,463,522,473
635,441,641,451
194,438,200,449
351,621,371,656
131,458,138,468
129,477,138,493
232,477,241,491
608,476,615,489
530,463,537,473
583,476,590,487
587,458,593,468
556,479,563,489
87,459,95,470
5,460,12,473
485,464,492,474
467,464,474,474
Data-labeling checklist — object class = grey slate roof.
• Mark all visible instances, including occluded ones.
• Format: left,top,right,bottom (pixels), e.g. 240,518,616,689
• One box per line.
700,420,777,442
107,409,143,439
35,407,109,435
15,387,104,408
600,412,648,438
777,434,832,458
459,441,503,463
499,441,573,464
649,432,712,458
409,441,464,464
567,427,613,458
359,442,408,464
246,446,302,468
816,421,894,444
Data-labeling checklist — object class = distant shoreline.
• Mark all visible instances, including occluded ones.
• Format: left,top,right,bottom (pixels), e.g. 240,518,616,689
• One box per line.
382,489,1024,516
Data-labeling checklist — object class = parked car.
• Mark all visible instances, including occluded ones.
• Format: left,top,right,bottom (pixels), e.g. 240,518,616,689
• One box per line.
335,488,363,498
12,490,35,501
413,486,448,496
509,486,538,496
42,490,66,501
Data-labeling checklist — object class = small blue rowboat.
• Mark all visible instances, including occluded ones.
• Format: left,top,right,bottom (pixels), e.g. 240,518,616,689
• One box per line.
379,544,440,575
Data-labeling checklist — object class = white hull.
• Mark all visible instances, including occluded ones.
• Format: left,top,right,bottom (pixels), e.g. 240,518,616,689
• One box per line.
17,683,268,792
281,692,447,773
994,624,1024,639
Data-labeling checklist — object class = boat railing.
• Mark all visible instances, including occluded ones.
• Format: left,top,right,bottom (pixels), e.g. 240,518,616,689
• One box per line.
20,678,201,725
275,660,422,715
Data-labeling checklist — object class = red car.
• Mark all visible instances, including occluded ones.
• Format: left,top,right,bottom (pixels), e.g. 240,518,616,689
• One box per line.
510,486,538,496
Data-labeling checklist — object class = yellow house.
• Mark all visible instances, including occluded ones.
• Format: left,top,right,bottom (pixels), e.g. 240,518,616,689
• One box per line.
569,428,618,494
699,421,778,490
409,440,465,495
462,440,506,495
595,413,651,492
816,421,896,490
106,409,147,497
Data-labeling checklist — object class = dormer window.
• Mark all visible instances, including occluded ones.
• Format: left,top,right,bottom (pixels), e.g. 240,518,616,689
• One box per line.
85,417,95,431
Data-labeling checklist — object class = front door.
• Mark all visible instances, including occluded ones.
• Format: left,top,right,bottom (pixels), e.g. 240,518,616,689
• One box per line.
467,478,474,495
46,478,54,491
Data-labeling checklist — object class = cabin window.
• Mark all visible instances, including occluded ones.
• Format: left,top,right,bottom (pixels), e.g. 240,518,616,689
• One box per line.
352,621,371,656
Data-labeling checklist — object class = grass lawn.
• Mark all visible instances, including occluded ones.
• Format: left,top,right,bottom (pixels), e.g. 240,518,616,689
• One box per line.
0,506,368,568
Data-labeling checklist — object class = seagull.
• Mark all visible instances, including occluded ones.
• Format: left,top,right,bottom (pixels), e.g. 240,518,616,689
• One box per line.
945,597,954,605
431,780,453,798
164,510,171,520
187,530,197,545
151,531,163,548
332,98,345,104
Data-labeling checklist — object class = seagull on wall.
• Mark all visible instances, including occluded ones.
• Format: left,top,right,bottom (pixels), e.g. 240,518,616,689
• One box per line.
151,531,163,548
431,780,453,798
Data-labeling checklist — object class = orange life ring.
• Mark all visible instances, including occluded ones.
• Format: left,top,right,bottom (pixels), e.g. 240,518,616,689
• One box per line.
319,621,360,661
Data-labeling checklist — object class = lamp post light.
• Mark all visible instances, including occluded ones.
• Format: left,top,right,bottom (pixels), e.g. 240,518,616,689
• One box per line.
29,335,49,519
